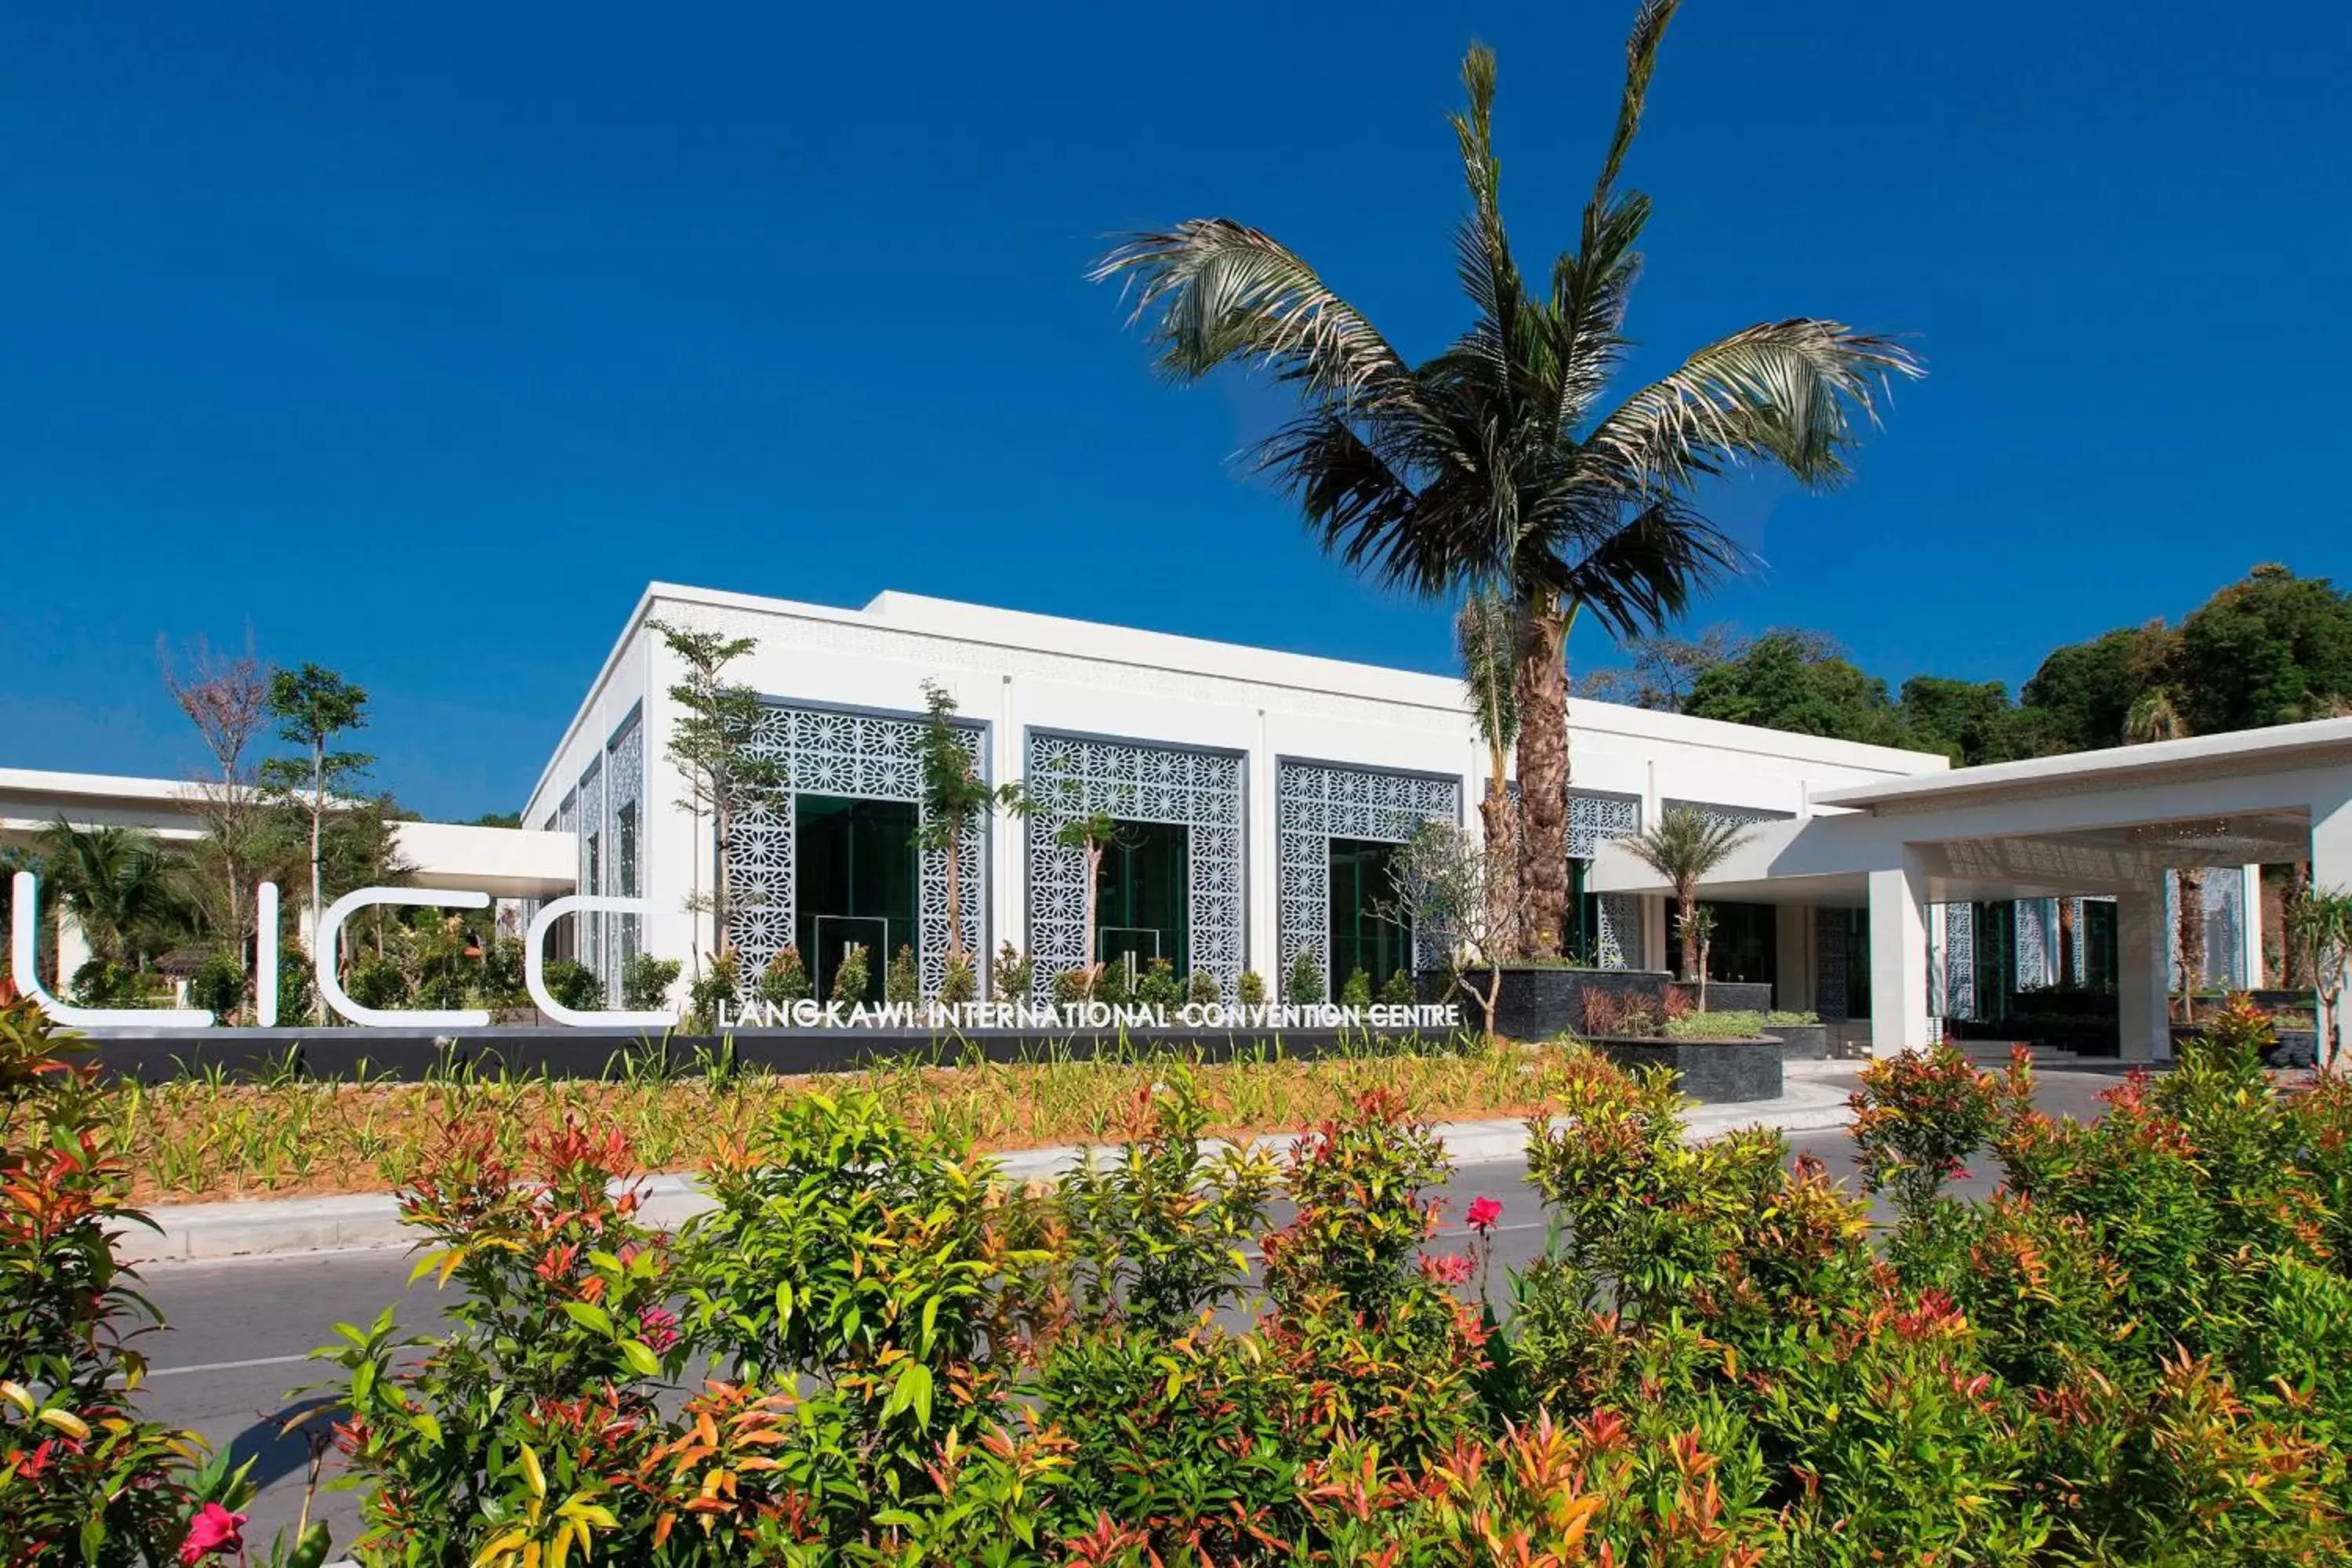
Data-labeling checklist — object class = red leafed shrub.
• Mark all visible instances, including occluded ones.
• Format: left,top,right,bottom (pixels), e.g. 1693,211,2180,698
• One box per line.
0,994,323,1566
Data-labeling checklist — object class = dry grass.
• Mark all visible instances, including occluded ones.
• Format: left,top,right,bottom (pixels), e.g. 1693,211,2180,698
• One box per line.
100,1038,1601,1207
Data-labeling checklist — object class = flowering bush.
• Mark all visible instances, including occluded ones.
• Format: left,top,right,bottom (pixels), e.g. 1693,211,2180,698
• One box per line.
0,993,327,1568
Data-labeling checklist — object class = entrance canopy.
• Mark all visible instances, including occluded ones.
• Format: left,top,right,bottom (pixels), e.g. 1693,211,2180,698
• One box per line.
1592,718,2352,1057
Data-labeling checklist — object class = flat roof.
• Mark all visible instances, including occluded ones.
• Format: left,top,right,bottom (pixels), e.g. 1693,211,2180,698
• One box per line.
1811,717,2352,813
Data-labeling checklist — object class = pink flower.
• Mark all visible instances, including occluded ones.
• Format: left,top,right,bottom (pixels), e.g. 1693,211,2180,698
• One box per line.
637,1305,680,1352
1420,1253,1475,1286
180,1503,246,1566
1466,1196,1504,1234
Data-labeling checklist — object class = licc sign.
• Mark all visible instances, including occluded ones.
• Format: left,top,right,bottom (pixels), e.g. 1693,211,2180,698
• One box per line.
8,873,677,1031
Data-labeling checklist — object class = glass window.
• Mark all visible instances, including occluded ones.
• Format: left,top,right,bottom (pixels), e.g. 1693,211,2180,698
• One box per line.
1666,900,1779,986
1328,838,1409,993
1097,820,1189,983
793,794,920,1003
1843,906,1874,1021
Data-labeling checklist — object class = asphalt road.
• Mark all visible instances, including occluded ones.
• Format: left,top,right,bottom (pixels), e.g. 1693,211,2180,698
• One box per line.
133,1062,2129,1555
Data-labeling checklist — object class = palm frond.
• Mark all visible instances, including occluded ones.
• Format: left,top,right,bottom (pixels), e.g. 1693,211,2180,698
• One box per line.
1090,220,1412,406
1519,494,1749,640
1456,588,1523,754
1584,320,1923,493
1620,804,1755,887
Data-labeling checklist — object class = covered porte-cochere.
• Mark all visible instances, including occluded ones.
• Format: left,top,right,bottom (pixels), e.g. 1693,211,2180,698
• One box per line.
1591,718,2352,1060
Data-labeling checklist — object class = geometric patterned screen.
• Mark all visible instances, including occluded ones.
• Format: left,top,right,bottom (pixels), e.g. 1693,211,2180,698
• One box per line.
723,704,984,1000
603,711,644,1000
1571,791,1645,970
1023,734,1245,1000
1276,761,1460,998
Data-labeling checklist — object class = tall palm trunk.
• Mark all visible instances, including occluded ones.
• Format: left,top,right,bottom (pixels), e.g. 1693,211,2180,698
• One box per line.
1515,593,1570,959
2177,868,2206,1022
1478,789,1517,963
944,838,965,964
2056,898,2077,986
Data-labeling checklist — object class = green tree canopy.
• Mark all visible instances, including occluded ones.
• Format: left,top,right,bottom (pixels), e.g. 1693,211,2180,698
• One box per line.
2174,564,2352,735
1682,630,1911,749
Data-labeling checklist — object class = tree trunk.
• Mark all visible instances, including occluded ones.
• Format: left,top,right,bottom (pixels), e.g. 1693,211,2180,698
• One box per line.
1479,789,1518,964
2285,862,2310,988
1514,597,1570,960
2056,898,2077,987
713,799,732,958
1678,889,1699,982
943,832,964,966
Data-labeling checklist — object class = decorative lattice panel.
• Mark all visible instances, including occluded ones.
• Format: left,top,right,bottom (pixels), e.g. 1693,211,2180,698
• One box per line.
1276,762,1460,998
2016,898,2051,992
1942,902,1976,1021
1661,799,1792,833
1597,895,1642,970
576,757,604,992
1816,908,1849,1021
1568,790,1642,860
2166,869,2245,988
723,706,984,1000
604,714,644,1000
1024,735,1244,1000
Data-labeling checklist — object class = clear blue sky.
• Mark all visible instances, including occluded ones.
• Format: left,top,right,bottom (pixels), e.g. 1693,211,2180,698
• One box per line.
4,2,2346,819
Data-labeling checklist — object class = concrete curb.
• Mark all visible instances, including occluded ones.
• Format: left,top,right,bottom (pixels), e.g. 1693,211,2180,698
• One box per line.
126,1070,1859,1268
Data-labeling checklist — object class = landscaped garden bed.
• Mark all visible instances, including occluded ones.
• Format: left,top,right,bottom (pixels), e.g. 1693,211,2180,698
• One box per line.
18,985,2352,1564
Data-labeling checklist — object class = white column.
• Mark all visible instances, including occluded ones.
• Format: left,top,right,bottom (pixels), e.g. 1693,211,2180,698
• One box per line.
1247,710,1279,986
55,913,92,987
1642,895,1668,975
1867,855,1932,1055
2116,881,2172,1062
2237,863,2265,989
990,675,1022,991
2315,785,2352,1066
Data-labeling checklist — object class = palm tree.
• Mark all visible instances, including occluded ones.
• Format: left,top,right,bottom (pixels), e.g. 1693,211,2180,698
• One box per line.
1619,807,1755,992
1457,588,1521,957
31,822,194,975
2124,690,2205,1016
1092,2,1918,959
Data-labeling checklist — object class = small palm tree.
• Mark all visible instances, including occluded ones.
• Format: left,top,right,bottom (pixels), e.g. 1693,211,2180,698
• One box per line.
1619,807,1754,991
1093,2,1918,961
1457,588,1521,958
31,821,194,974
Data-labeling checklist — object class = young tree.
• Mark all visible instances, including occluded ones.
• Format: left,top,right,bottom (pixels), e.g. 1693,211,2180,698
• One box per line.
2285,885,2352,1069
1385,819,1515,1040
649,619,780,971
257,663,373,985
30,822,192,974
1094,5,1917,960
915,680,1028,969
1619,807,1755,985
1457,590,1521,960
160,632,274,1000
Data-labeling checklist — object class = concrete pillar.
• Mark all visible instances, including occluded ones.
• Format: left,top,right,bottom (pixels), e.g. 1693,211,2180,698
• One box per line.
1643,895,1668,976
990,674,1022,995
1776,903,1814,1013
2315,784,2352,1066
55,913,92,989
1867,856,1931,1055
1246,710,1279,989
2237,863,2266,989
2116,882,2172,1062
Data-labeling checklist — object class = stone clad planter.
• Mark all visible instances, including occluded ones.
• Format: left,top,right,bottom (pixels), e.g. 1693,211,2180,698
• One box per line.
1769,1023,1828,1061
1589,1036,1784,1102
1419,965,1675,1041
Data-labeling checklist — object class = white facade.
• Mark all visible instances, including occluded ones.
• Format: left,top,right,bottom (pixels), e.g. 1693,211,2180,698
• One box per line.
523,583,1951,1004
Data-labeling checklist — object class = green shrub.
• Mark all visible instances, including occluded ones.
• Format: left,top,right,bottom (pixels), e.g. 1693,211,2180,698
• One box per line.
1185,966,1220,1006
620,953,682,1012
1237,968,1267,1006
938,951,978,1004
685,950,741,1027
1134,956,1182,1008
1338,967,1374,1007
540,957,603,1012
1285,947,1324,1004
1379,967,1416,1005
1765,1007,1820,1025
754,944,809,1006
277,938,317,1023
992,940,1033,1000
347,955,411,1011
187,948,245,1020
1659,1007,1764,1039
884,943,920,1004
68,957,140,1008
1050,966,1089,1004
827,942,869,1005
